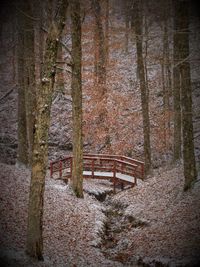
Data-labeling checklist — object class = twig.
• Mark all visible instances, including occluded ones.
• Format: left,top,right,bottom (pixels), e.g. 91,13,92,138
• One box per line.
0,86,16,103
14,4,39,21
41,26,48,33
194,133,200,140
59,40,72,56
173,55,190,69
41,27,71,56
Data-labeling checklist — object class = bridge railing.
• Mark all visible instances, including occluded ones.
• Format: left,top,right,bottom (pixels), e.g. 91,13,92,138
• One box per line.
82,156,137,180
83,154,144,179
50,156,72,179
50,154,144,183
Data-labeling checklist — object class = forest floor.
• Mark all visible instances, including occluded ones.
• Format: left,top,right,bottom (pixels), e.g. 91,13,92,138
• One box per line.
0,163,200,267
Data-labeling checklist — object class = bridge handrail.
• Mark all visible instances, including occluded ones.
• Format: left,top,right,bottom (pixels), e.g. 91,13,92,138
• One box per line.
83,154,144,178
50,154,144,180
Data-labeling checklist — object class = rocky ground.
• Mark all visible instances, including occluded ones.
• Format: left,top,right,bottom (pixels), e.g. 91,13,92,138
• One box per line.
0,162,200,267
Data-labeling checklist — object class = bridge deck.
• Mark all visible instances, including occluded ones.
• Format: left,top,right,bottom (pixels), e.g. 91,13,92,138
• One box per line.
62,169,134,183
83,171,134,183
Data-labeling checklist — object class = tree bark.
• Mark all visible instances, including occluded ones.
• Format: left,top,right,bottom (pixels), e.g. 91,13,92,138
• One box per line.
26,0,68,259
175,0,197,190
16,0,28,166
161,59,167,149
161,19,170,150
33,0,45,87
23,1,36,165
105,0,109,65
144,13,149,105
135,0,151,175
93,24,98,85
91,0,110,151
70,0,84,198
164,19,172,145
91,0,106,87
173,1,182,161
124,0,130,53
16,0,36,166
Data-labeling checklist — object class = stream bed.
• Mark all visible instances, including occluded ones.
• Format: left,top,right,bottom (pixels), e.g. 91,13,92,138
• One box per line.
94,192,149,266
88,181,173,267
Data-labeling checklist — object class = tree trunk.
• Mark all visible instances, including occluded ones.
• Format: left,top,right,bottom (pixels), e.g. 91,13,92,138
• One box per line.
175,0,197,190
124,0,130,53
105,0,109,65
135,0,151,175
91,0,110,151
16,0,28,166
70,0,83,198
23,1,36,165
93,24,98,85
161,59,167,149
91,0,106,87
12,17,16,83
164,19,172,145
16,0,36,166
26,0,68,259
144,13,149,106
56,44,65,93
161,20,169,150
173,1,182,161
33,0,45,87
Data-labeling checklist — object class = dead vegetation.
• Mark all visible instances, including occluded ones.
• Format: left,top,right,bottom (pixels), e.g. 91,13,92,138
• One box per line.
0,163,200,266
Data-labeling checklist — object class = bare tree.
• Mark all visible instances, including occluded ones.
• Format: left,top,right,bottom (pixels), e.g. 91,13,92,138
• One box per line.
124,0,131,53
135,0,151,174
105,0,109,65
91,0,110,151
16,0,29,166
16,0,36,166
23,1,36,165
161,7,172,151
70,0,84,198
173,0,182,161
26,0,68,259
174,0,197,190
91,0,106,86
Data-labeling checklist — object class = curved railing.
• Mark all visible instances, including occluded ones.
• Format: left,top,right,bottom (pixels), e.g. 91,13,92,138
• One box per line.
50,154,144,192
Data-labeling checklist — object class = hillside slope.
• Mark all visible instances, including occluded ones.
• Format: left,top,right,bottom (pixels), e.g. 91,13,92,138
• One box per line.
0,163,199,266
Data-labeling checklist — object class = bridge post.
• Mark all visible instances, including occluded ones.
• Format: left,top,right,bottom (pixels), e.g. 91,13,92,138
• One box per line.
92,159,94,178
120,161,123,174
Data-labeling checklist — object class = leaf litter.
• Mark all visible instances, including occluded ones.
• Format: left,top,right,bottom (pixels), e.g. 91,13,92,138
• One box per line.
0,162,200,266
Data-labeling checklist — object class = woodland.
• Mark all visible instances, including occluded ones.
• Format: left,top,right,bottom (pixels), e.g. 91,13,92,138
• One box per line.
0,0,200,266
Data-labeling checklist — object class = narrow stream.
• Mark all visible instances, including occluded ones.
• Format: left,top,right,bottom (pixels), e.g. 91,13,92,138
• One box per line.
97,195,148,265
91,188,168,267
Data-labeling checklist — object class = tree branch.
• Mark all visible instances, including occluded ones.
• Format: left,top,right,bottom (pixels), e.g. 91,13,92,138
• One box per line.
0,86,16,103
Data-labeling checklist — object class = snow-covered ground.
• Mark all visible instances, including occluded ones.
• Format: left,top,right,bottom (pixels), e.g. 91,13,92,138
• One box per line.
0,163,200,266
112,164,200,266
0,163,122,267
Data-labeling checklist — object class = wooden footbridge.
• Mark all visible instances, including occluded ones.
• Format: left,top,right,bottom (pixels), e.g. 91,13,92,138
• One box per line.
50,154,144,193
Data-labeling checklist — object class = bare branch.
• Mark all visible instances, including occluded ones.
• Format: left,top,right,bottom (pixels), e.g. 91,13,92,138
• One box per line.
194,133,200,140
59,40,72,56
42,28,72,63
14,4,39,21
173,55,190,69
0,86,16,103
